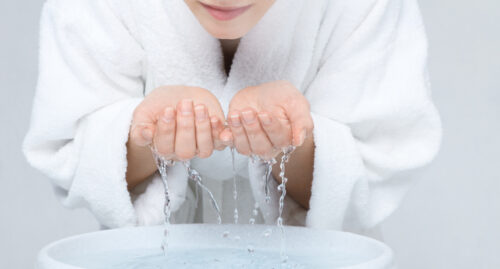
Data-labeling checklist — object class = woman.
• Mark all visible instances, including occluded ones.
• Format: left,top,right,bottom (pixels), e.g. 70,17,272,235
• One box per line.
23,0,441,237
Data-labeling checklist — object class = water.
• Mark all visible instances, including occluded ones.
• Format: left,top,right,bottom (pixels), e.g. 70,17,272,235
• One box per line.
70,247,358,269
276,146,296,263
249,202,259,225
184,161,223,224
150,148,175,255
152,143,295,263
263,228,272,238
150,149,223,256
263,158,277,204
231,147,239,224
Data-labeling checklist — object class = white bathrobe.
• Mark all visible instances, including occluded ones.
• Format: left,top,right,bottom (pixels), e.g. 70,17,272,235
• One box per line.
23,0,441,235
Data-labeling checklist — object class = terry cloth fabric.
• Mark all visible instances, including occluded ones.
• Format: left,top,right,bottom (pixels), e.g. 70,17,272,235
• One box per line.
24,0,441,234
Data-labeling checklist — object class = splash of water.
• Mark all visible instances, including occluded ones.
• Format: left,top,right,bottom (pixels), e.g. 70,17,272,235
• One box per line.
249,202,259,225
150,147,223,255
276,146,296,264
263,158,277,204
150,148,175,256
183,161,222,224
231,147,239,224
151,140,295,263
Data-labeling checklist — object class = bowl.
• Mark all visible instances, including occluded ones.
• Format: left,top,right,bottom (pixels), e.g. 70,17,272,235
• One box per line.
37,224,394,269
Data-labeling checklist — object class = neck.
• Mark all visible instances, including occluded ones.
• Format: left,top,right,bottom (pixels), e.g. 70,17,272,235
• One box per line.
220,38,240,75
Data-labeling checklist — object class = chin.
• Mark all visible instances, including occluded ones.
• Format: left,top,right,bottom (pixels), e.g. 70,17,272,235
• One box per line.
205,25,248,40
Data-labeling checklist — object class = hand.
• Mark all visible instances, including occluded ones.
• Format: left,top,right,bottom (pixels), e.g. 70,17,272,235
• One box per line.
130,86,227,161
224,80,314,160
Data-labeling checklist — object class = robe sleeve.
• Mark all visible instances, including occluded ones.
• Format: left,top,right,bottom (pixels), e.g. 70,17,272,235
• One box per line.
22,0,180,228
304,0,442,231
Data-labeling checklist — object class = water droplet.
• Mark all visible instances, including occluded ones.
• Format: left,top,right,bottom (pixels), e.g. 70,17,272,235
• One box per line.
231,147,239,224
249,218,255,225
263,229,272,237
247,245,255,253
252,209,259,216
233,208,239,224
222,231,230,238
234,236,241,241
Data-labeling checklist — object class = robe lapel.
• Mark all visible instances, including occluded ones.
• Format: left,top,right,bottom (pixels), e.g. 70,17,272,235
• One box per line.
133,0,226,96
222,0,305,110
138,0,306,113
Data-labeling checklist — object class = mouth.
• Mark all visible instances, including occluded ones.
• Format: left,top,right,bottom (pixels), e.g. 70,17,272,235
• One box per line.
199,2,252,21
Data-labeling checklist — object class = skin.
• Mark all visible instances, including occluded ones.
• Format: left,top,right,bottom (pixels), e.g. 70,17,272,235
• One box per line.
127,0,315,209
127,86,227,190
224,81,314,209
183,0,276,39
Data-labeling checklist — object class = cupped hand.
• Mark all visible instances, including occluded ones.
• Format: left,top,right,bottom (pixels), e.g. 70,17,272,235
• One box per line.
130,85,227,161
224,80,314,160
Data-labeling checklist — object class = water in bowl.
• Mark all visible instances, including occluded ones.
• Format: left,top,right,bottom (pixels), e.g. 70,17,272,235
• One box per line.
69,246,360,269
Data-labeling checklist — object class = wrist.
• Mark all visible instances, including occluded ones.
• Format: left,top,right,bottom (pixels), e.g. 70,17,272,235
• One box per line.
125,136,157,191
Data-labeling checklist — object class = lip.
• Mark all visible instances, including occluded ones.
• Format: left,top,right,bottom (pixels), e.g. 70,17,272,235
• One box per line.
200,2,252,21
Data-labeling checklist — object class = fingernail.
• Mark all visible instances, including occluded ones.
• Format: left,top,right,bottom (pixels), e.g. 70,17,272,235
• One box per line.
258,113,272,125
180,99,193,116
141,128,153,142
298,129,306,145
242,110,256,124
195,105,207,121
210,116,218,128
221,133,231,142
162,107,175,123
230,114,241,127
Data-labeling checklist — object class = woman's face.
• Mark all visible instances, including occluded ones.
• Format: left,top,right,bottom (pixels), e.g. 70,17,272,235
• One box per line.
184,0,276,39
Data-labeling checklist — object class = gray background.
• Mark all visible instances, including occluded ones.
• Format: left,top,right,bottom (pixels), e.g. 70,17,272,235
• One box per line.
1,0,498,268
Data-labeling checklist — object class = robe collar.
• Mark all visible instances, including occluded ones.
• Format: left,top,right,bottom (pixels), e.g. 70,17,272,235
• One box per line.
139,0,304,113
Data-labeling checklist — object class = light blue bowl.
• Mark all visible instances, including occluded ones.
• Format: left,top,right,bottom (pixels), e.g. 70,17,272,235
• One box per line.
37,224,395,269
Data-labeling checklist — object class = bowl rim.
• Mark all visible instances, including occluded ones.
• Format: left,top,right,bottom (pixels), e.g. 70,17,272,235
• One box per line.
37,224,395,269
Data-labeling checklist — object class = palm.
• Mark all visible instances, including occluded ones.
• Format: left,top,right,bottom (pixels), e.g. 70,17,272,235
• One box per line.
130,85,228,161
226,81,313,158
137,86,224,124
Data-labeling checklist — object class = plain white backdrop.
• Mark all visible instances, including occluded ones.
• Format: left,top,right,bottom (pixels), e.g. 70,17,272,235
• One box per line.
1,0,498,268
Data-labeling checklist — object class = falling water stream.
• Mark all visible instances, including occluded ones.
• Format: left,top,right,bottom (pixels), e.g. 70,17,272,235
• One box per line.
151,149,222,256
264,158,277,204
152,143,295,265
277,146,296,264
231,147,239,224
150,148,175,255
183,161,223,224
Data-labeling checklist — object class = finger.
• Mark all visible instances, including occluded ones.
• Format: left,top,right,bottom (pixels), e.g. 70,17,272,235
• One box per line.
130,104,157,147
228,111,251,156
291,113,314,147
211,116,228,150
241,109,274,159
153,107,176,157
175,99,196,160
194,104,213,158
258,111,292,149
284,100,314,146
219,127,233,148
130,122,156,147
